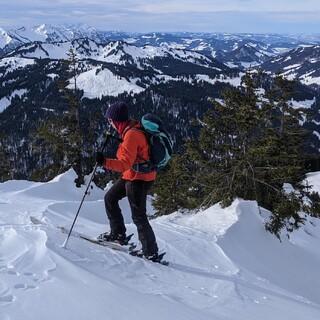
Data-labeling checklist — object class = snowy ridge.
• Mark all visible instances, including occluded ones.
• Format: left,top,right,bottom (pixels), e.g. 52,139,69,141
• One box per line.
0,169,320,319
2,24,314,71
7,39,218,69
1,39,232,98
262,45,320,86
0,28,13,48
0,24,101,50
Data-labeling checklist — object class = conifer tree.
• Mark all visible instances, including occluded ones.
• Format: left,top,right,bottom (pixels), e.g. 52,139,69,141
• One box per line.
0,136,10,182
153,153,204,215
154,72,320,238
34,48,86,186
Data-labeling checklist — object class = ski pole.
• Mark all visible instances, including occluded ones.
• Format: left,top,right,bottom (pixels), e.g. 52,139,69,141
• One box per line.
62,134,111,248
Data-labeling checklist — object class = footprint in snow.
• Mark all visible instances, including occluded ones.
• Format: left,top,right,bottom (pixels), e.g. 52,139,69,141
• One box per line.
0,294,15,304
7,270,20,276
14,283,38,290
0,287,16,306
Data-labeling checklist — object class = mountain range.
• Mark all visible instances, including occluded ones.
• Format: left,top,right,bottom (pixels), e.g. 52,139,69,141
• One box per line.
1,24,320,179
2,24,320,68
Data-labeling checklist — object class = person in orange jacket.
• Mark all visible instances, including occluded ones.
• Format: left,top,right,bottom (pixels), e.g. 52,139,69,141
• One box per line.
96,101,159,260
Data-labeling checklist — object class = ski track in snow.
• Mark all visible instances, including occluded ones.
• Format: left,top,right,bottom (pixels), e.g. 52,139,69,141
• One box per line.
0,169,320,320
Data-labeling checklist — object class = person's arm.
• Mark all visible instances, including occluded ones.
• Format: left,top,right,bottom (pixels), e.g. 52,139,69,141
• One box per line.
104,131,138,172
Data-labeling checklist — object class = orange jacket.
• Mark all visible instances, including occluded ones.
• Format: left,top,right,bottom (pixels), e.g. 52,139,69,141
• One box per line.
104,121,157,181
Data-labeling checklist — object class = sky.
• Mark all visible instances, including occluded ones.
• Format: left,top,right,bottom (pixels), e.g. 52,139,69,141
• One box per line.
1,0,320,34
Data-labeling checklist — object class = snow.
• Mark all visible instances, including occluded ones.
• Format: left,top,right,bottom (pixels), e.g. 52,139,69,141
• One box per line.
0,89,27,113
0,28,13,48
283,183,295,194
219,201,320,307
47,73,58,80
298,44,315,48
10,40,214,70
284,56,292,62
281,70,298,81
193,44,208,51
0,57,35,76
0,97,10,113
124,38,138,44
306,172,320,194
11,26,48,43
72,67,145,98
1,169,320,319
20,42,71,60
283,64,301,71
0,24,96,47
225,61,238,68
273,47,291,54
91,42,146,66
255,88,266,96
197,74,243,87
289,97,316,109
240,61,260,69
312,131,320,140
309,58,319,64
271,56,283,63
300,75,320,86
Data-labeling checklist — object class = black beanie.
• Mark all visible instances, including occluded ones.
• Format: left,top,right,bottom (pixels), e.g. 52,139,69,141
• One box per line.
106,102,129,122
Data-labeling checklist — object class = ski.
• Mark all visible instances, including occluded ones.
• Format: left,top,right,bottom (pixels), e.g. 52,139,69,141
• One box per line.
30,217,169,266
58,226,136,252
58,226,169,265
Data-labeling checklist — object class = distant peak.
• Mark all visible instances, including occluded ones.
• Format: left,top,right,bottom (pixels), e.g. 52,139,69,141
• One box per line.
34,24,48,35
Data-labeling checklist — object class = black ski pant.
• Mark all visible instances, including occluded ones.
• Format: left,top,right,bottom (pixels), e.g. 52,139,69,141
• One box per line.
104,178,158,256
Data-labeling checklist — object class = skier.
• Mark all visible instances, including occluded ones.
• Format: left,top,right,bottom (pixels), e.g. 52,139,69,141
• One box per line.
96,102,159,261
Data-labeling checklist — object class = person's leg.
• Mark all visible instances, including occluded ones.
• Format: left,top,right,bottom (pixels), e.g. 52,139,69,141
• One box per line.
104,178,127,236
126,180,158,256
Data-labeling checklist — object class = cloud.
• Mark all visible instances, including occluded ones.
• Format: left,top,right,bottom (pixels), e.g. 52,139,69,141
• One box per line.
132,0,320,14
0,0,320,33
268,11,320,23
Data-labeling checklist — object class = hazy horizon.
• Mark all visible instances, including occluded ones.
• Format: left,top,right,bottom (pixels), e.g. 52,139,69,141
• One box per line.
1,1,320,34
1,23,320,37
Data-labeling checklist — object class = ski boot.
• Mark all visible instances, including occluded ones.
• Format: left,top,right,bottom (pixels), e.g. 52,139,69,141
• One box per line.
129,249,168,265
97,232,133,246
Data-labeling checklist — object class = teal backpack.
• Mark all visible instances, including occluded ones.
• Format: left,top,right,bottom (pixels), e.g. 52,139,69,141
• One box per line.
132,114,173,173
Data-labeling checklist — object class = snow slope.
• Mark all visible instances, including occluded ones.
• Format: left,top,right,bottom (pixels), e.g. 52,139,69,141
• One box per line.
0,89,27,113
72,68,145,98
0,169,320,320
0,57,34,76
0,28,13,49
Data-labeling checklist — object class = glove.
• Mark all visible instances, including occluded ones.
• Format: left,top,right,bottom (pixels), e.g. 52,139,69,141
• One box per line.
96,152,105,166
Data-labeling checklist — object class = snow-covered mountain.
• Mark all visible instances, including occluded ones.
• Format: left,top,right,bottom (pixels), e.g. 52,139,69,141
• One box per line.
6,38,227,71
217,42,274,69
0,34,243,179
1,24,318,67
2,25,320,179
262,45,320,87
0,24,105,50
0,38,235,102
1,169,320,319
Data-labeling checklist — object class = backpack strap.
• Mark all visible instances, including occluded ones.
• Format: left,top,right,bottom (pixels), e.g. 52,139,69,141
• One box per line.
124,126,155,173
130,127,158,173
